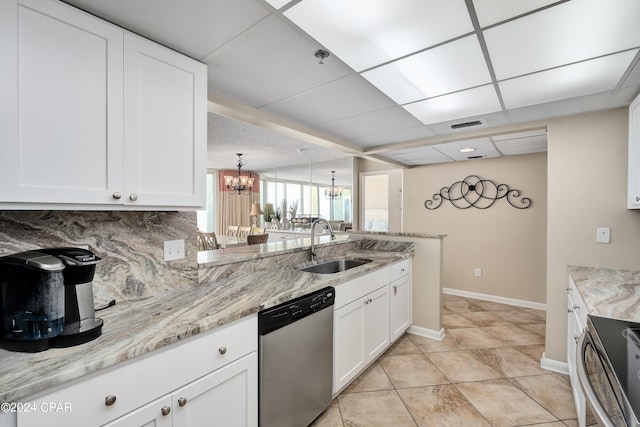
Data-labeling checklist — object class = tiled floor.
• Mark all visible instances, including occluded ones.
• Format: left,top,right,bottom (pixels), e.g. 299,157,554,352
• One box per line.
311,294,577,427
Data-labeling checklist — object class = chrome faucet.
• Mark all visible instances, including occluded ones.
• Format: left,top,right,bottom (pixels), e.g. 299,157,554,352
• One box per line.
310,218,336,262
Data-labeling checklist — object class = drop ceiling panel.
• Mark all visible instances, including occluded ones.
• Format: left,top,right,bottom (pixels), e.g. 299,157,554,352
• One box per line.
204,16,352,107
493,134,547,156
284,0,473,71
314,107,424,141
484,0,640,80
500,50,638,109
261,74,394,127
381,146,453,166
62,0,271,59
472,0,560,28
432,137,500,161
351,126,438,148
507,92,613,123
263,0,290,10
361,35,492,104
403,85,502,125
609,85,640,108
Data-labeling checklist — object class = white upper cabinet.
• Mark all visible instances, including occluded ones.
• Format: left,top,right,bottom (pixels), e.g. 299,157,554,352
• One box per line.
0,0,206,210
629,92,640,209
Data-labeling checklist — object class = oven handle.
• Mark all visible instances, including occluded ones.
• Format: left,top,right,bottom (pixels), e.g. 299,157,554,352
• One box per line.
576,330,615,427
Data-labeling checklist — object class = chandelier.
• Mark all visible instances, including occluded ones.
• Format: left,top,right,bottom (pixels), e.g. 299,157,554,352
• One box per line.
224,153,254,195
324,170,343,200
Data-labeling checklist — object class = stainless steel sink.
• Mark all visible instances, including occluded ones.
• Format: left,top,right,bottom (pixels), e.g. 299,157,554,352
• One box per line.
298,258,372,274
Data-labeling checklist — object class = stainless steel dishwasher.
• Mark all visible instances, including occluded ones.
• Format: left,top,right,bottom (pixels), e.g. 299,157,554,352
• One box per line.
259,287,334,427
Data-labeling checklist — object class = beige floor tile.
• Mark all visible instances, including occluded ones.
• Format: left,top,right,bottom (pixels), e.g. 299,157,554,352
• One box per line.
522,307,547,322
519,323,547,338
311,401,344,427
447,327,508,349
470,299,518,312
513,344,545,363
338,390,417,427
442,295,483,313
383,334,421,356
398,384,491,427
494,309,546,324
482,325,546,345
408,333,465,353
456,379,558,427
459,310,516,327
426,350,502,383
379,353,449,388
510,374,578,420
562,419,580,426
442,312,478,329
343,361,393,394
472,347,547,378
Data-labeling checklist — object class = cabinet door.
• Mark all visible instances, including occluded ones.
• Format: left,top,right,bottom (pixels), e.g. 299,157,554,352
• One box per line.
389,275,411,342
363,286,389,361
0,0,124,204
172,352,257,427
101,396,172,427
333,298,365,393
123,34,206,208
629,93,640,208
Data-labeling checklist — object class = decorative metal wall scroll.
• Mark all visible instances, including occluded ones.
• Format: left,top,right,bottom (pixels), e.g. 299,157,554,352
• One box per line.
424,175,532,210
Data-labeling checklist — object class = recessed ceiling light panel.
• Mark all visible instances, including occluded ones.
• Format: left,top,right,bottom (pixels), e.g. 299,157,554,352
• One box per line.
284,0,473,71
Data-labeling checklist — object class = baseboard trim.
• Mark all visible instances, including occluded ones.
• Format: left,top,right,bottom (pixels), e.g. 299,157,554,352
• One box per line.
443,287,546,311
407,325,445,341
540,352,569,375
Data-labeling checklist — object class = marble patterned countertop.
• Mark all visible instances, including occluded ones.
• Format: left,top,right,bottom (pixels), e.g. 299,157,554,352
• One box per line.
0,238,412,403
568,265,640,322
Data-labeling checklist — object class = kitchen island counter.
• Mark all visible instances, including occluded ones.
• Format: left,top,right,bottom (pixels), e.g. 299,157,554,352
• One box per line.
0,238,413,404
568,265,640,322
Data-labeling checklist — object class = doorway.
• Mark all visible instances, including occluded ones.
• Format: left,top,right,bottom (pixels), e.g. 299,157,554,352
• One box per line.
360,170,403,232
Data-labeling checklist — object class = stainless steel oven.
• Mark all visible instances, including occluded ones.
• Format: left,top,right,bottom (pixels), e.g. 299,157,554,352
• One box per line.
577,315,640,427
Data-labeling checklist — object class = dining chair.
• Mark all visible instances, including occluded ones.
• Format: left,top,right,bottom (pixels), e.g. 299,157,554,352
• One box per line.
197,231,207,251
227,225,239,237
201,232,219,250
238,226,251,238
247,234,269,245
250,226,265,235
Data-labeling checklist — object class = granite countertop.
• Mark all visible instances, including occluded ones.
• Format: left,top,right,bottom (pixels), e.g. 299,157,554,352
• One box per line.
0,240,412,403
568,265,640,322
348,230,447,239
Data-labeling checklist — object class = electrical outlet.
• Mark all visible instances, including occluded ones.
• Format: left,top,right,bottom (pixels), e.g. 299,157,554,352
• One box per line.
596,227,611,244
475,268,482,277
164,239,185,261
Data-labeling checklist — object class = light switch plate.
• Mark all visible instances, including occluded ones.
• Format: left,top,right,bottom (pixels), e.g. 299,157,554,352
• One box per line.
164,239,185,261
596,227,611,244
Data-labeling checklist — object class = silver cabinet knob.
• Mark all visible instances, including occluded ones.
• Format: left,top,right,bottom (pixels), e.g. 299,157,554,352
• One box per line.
566,287,572,292
567,309,573,313
129,194,138,201
574,335,579,343
218,346,227,355
112,192,122,200
105,395,117,406
178,397,187,407
636,196,640,202
573,304,580,310
161,406,171,416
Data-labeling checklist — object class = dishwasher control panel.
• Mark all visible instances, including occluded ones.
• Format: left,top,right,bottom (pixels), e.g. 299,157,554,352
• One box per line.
258,287,334,335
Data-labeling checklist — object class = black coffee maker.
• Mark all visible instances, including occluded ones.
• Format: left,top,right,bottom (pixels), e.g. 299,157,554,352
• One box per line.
0,250,66,352
41,248,103,347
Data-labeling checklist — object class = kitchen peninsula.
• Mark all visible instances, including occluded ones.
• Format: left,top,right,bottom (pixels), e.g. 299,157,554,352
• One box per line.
0,232,447,427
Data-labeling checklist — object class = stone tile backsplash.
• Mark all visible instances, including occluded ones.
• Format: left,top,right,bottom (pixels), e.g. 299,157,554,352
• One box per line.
0,211,198,305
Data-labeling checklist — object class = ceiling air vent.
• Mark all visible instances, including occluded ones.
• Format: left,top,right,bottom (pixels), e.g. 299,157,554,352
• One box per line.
451,120,484,130
467,155,483,159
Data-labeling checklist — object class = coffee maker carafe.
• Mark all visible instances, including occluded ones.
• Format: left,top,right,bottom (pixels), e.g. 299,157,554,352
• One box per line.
0,250,66,352
42,248,103,347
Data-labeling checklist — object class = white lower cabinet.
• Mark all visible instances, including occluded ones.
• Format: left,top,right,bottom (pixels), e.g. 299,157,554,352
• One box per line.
389,260,412,343
567,277,588,427
105,353,257,427
16,316,257,427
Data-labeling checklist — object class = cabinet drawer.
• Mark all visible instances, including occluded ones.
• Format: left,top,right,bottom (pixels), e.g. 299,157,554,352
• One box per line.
18,315,257,427
334,267,390,310
389,259,410,282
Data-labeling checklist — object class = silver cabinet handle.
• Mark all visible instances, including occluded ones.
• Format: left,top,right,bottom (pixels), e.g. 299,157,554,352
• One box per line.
161,406,171,416
129,194,138,201
178,397,187,407
573,304,580,310
218,346,227,355
566,287,572,292
393,285,397,296
567,309,573,313
574,335,579,343
400,268,405,272
105,395,117,406
364,299,369,305
636,196,640,202
112,192,122,200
